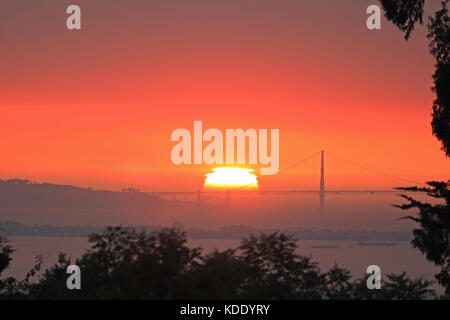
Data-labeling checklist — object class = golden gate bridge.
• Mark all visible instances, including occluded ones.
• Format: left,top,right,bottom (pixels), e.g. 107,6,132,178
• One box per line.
151,150,427,210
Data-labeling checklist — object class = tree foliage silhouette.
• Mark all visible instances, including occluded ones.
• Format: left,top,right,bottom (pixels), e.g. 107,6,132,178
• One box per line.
380,0,425,40
396,182,450,294
0,226,437,300
352,272,435,299
0,232,13,277
380,0,450,156
237,232,326,299
380,0,450,295
0,226,23,299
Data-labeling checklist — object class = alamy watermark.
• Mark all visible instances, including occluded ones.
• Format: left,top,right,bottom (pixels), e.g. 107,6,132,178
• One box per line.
64,5,381,31
366,265,382,290
171,121,279,175
66,265,81,290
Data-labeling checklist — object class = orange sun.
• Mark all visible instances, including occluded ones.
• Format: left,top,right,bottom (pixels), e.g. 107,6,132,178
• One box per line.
204,167,258,189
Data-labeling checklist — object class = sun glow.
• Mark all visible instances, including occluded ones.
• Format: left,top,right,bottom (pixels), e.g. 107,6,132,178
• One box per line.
204,167,258,189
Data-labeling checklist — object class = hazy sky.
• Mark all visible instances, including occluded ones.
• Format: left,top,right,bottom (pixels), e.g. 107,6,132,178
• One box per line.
0,0,448,191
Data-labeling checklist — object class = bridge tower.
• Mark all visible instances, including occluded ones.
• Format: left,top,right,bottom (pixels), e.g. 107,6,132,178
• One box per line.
319,150,325,211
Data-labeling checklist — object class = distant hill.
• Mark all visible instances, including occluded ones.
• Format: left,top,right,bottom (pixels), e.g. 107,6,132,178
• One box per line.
0,179,207,226
0,179,169,210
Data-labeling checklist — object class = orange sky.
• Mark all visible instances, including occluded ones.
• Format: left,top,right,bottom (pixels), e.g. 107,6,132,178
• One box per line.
0,0,448,191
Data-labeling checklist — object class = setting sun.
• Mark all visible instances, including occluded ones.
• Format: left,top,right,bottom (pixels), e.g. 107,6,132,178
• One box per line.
204,168,259,189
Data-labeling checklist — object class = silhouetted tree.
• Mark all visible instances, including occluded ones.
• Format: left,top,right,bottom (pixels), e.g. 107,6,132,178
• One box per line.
396,182,450,295
0,225,36,299
29,226,202,299
380,0,450,156
381,0,450,295
382,272,436,299
352,272,435,299
0,232,13,277
238,232,326,299
188,249,253,299
324,263,355,299
0,225,14,296
0,227,439,299
380,0,425,40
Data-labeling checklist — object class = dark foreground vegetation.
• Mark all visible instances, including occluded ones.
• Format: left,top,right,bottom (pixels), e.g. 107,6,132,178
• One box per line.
0,225,444,300
0,177,448,300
